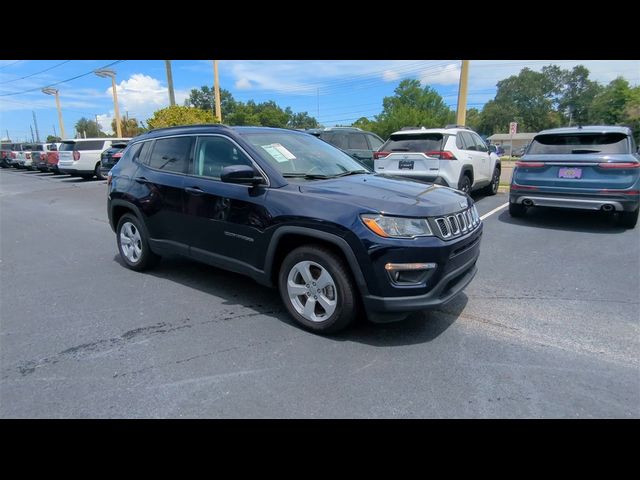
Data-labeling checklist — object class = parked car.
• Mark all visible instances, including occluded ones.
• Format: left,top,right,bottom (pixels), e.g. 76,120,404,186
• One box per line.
306,127,384,170
31,143,58,172
58,137,130,179
99,141,129,179
46,143,62,174
108,125,482,333
6,143,24,168
1,142,14,168
512,143,530,157
509,126,639,228
15,144,33,169
374,125,501,195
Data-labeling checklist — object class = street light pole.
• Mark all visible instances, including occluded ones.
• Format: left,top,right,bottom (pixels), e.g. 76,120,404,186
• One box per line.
95,69,122,138
42,87,66,139
213,60,222,122
456,60,470,126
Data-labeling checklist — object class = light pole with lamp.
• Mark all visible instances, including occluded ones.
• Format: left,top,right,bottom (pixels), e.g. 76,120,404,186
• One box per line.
94,68,122,138
42,87,66,139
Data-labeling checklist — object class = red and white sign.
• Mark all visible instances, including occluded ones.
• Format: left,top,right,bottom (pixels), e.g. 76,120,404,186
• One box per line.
509,122,518,135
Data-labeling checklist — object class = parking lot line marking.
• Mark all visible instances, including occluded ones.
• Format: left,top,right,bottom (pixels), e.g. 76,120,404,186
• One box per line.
480,203,508,220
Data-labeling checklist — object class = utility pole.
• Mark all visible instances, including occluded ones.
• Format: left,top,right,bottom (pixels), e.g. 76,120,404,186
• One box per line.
165,60,176,106
42,88,66,139
317,88,320,119
53,125,57,138
32,111,40,142
213,60,222,122
456,60,470,126
94,69,122,138
30,125,35,143
95,114,100,135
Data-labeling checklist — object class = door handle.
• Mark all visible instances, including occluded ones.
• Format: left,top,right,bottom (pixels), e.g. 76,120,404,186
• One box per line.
185,186,204,195
134,176,150,184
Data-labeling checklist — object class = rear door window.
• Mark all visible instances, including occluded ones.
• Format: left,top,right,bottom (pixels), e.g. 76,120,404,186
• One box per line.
321,132,348,149
382,133,443,152
147,136,192,174
75,140,106,151
528,133,630,154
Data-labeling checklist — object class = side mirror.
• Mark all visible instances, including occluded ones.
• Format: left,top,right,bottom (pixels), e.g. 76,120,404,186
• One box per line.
220,165,264,185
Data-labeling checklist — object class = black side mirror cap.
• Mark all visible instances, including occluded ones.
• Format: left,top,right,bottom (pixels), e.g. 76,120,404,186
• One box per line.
220,165,264,185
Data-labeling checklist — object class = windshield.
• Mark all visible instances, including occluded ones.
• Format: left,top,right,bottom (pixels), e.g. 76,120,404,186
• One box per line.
240,130,368,177
60,142,76,151
528,132,630,155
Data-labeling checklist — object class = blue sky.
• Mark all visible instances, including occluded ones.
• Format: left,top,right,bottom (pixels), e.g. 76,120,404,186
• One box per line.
1,59,638,142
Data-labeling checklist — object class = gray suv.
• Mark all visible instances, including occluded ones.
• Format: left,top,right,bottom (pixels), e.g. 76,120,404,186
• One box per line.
306,127,384,169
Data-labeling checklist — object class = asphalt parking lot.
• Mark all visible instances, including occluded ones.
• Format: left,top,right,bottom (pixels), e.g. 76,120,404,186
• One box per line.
1,168,638,418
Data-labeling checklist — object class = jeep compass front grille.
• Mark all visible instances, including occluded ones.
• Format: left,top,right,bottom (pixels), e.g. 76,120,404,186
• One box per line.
433,206,480,240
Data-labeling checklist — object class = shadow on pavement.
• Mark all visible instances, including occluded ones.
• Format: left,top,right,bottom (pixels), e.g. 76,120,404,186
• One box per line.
113,253,463,346
497,207,628,234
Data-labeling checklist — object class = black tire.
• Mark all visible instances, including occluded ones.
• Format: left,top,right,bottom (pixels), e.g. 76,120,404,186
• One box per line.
95,163,105,181
619,209,638,229
458,173,472,194
483,167,500,196
116,213,160,271
278,244,358,334
509,202,527,217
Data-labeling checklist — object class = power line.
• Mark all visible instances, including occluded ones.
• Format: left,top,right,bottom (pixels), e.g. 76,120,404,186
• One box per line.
0,60,23,70
0,60,72,85
0,60,125,97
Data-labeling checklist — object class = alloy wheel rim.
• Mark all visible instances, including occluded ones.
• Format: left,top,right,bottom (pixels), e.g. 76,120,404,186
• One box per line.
120,221,142,263
287,260,337,322
492,170,499,192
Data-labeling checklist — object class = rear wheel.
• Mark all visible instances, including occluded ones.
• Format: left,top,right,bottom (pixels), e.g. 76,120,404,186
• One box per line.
619,209,638,229
116,213,160,271
278,245,357,334
95,162,104,181
509,202,527,217
458,173,472,194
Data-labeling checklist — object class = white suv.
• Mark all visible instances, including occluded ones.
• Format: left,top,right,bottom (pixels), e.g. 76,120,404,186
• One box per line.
58,137,130,180
374,126,501,195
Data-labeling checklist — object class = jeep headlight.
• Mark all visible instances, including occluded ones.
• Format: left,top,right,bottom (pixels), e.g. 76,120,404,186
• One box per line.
361,214,432,238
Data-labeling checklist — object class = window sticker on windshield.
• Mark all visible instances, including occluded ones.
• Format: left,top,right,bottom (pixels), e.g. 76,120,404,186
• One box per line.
261,143,296,163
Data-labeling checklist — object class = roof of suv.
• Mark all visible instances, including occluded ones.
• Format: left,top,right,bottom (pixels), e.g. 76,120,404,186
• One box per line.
390,127,472,136
536,125,632,136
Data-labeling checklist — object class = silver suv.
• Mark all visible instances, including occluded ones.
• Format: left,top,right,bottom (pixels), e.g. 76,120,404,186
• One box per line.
374,126,501,195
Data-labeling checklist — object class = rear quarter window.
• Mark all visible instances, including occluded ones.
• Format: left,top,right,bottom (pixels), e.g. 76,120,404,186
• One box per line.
528,132,630,155
75,140,106,151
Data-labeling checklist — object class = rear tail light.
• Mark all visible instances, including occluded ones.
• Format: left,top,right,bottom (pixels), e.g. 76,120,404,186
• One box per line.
73,151,80,161
425,150,456,160
26,153,31,159
599,189,640,195
11,152,16,159
107,171,113,187
112,152,123,159
373,151,389,160
515,161,545,167
598,162,640,169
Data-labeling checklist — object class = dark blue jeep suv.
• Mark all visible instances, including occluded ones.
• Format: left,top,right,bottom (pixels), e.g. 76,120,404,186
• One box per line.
107,125,482,333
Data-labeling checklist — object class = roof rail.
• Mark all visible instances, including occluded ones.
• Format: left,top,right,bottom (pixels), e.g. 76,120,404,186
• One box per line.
400,126,424,131
444,124,471,130
148,123,230,133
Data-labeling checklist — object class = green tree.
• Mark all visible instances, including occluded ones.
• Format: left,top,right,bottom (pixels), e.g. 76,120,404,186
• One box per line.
351,116,376,132
111,116,145,137
184,86,237,119
372,79,454,138
556,65,602,125
46,135,61,143
465,108,481,132
589,77,635,125
74,117,105,138
225,100,292,127
146,105,216,130
288,111,320,129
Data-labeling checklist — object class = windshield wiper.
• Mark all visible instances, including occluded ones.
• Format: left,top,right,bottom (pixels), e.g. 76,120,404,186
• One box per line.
282,173,333,179
330,170,371,177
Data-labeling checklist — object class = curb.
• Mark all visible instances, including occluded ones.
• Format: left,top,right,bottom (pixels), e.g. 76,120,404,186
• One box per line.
498,185,510,193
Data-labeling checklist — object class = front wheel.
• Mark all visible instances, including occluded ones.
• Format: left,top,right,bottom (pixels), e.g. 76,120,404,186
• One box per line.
619,209,638,229
116,213,160,271
483,167,500,196
278,245,358,333
458,174,471,194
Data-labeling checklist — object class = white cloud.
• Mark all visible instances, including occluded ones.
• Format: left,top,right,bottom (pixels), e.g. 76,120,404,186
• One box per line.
421,64,461,86
235,77,252,89
111,73,175,120
96,113,114,135
382,70,400,82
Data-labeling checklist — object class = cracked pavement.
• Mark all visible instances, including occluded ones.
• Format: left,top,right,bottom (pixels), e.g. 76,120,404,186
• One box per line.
1,168,638,418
